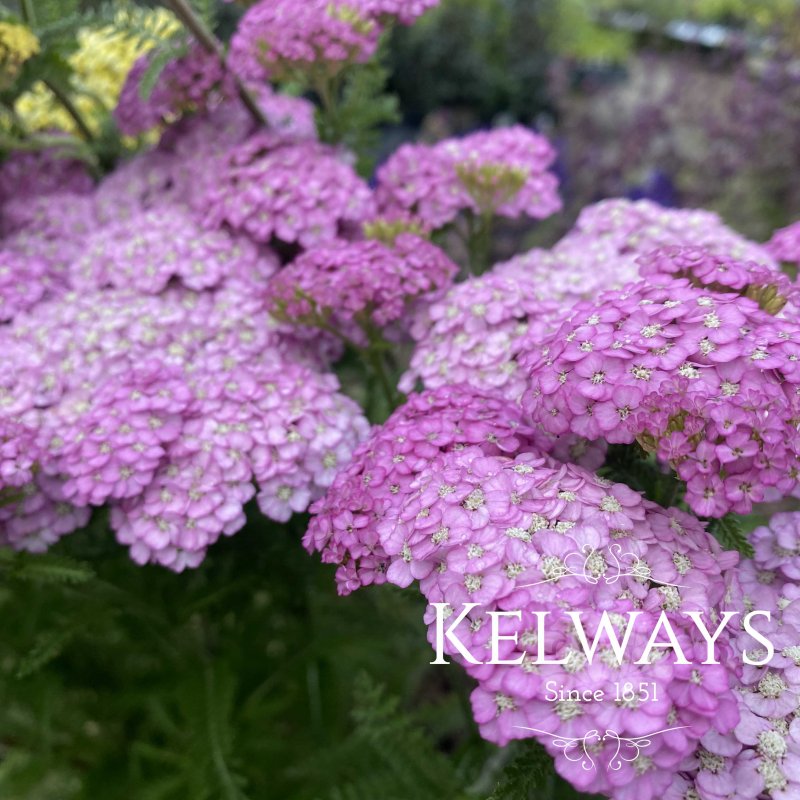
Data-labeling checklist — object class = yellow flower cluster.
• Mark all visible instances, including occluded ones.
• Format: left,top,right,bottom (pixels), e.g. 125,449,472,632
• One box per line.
13,9,179,136
0,21,40,89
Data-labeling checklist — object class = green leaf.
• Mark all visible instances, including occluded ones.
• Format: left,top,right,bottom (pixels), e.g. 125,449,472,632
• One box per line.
3,552,96,584
709,514,755,558
485,740,554,800
137,42,187,101
16,628,75,678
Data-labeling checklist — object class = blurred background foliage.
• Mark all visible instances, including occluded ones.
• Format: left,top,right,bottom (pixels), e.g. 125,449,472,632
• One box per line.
1,0,800,797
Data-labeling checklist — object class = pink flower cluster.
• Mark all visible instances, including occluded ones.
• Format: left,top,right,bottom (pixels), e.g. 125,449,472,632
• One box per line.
0,276,368,567
229,0,381,81
201,132,374,248
114,43,230,136
571,199,778,268
72,205,277,293
304,385,550,593
403,201,775,403
306,388,748,799
522,267,800,517
375,125,561,229
667,521,800,800
767,220,800,267
266,234,456,333
228,0,439,82
400,271,564,399
0,81,372,567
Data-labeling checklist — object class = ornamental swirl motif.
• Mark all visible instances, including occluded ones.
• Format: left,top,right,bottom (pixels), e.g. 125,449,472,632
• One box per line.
513,726,691,772
519,542,688,590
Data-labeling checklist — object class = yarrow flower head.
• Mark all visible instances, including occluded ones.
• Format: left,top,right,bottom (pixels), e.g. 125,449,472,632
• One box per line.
0,250,48,323
72,206,278,294
354,0,440,24
766,220,800,268
664,565,800,800
228,0,381,82
637,246,795,315
303,385,550,594
307,429,743,798
201,132,374,248
114,42,230,136
492,200,778,313
265,234,457,335
751,512,800,582
400,271,564,400
401,203,776,405
109,359,369,570
570,199,778,267
375,126,561,229
521,268,800,517
0,248,368,569
0,22,39,88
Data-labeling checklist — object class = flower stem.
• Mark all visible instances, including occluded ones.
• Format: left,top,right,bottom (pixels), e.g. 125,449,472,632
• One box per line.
163,0,268,128
364,343,398,413
465,210,494,275
43,78,94,142
19,0,36,26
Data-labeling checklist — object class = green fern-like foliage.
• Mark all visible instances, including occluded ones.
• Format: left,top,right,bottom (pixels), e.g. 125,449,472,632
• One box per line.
709,514,756,557
0,506,602,800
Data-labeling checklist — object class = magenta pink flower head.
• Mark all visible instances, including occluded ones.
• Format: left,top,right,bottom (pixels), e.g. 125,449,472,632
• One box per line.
398,448,741,798
355,0,440,24
72,206,278,294
306,413,744,798
521,269,800,517
751,512,800,581
637,245,794,314
229,0,381,82
265,234,457,334
572,199,778,267
0,250,48,323
303,384,551,594
114,43,230,136
400,271,563,400
375,126,561,229
201,132,374,248
110,360,369,571
665,565,800,800
767,220,800,267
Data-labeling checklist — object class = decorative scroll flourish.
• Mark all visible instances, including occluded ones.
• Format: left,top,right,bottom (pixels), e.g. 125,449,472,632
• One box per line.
513,726,692,771
518,542,688,589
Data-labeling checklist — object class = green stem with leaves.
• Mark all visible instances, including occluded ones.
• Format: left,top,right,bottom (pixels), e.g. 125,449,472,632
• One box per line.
162,0,267,128
312,68,346,144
